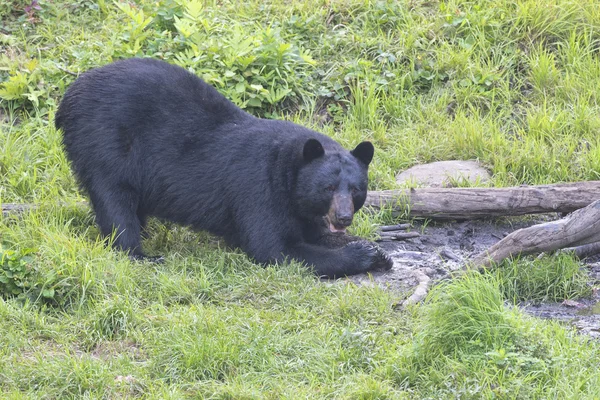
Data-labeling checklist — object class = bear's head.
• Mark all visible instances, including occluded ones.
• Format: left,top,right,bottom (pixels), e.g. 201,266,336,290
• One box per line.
294,139,374,233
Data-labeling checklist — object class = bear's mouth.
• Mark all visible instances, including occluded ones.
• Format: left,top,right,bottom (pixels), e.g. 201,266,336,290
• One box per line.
325,215,348,234
328,221,347,234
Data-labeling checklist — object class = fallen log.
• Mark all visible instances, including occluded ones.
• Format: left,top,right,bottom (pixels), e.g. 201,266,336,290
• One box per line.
4,181,600,221
1,201,88,217
472,200,600,268
365,181,600,220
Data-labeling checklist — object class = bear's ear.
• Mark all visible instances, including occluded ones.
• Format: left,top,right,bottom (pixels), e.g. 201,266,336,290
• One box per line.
303,138,325,162
351,141,374,166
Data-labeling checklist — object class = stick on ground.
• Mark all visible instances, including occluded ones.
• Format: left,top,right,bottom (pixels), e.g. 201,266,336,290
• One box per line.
402,269,431,306
379,223,411,232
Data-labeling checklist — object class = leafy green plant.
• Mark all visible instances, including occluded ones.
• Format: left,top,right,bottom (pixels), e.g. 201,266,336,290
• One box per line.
0,244,72,304
94,300,135,340
114,2,154,57
162,0,316,113
0,0,35,27
153,0,183,31
411,52,448,90
0,58,45,109
0,245,36,297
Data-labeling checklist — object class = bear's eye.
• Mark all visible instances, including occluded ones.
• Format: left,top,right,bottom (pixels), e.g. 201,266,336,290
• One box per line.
350,186,360,195
326,185,337,192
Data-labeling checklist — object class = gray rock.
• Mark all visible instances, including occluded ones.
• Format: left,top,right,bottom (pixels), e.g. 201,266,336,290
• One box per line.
396,160,491,187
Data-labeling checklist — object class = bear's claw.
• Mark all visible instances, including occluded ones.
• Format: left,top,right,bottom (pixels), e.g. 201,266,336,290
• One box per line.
343,241,393,274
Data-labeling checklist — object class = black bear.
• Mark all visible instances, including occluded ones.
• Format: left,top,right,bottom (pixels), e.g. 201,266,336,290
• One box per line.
55,58,392,278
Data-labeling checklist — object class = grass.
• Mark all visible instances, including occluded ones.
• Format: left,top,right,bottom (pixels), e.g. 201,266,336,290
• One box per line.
496,253,593,303
2,0,600,398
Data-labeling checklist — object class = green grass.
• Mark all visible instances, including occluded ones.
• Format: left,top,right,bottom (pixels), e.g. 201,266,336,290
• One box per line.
2,0,600,398
496,253,593,303
403,272,600,398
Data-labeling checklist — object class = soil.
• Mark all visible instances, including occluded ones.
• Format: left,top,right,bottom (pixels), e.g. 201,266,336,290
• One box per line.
349,214,600,339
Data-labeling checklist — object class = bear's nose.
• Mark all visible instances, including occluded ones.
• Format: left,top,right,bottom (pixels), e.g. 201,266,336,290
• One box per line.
336,215,353,227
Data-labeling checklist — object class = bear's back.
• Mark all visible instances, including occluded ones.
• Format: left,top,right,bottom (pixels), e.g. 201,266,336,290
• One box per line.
56,58,249,145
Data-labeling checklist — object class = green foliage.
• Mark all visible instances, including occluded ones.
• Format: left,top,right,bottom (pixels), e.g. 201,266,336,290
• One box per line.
398,271,600,398
0,245,59,303
110,0,317,114
496,253,592,303
153,0,183,31
0,0,35,26
349,204,409,241
114,2,154,56
169,0,315,112
414,272,518,357
93,299,136,340
0,245,35,297
0,58,45,109
0,119,78,203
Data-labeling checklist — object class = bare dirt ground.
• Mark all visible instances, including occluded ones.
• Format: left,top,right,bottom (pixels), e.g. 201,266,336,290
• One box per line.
350,215,600,339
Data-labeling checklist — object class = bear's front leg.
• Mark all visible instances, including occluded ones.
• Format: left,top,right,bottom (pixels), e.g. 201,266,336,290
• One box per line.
238,213,392,278
314,231,363,248
304,222,393,275
287,241,392,279
305,217,372,248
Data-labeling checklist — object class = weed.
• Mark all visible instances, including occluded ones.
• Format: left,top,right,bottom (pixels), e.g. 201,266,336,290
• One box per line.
0,245,36,298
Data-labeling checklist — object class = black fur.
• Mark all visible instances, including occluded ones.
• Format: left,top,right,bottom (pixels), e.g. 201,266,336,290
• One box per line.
55,58,392,278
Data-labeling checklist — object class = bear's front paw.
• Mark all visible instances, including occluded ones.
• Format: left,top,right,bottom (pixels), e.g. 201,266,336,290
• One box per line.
343,241,393,274
371,244,393,271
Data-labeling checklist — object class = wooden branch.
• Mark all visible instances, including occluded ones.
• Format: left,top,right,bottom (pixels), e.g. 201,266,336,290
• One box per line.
366,181,600,219
472,200,600,268
402,269,431,306
1,201,88,217
379,223,411,232
1,203,37,216
56,65,78,76
561,241,600,259
377,231,420,241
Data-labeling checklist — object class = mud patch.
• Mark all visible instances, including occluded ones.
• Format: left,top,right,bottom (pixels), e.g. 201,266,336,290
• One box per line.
523,296,600,338
349,215,600,338
523,268,600,338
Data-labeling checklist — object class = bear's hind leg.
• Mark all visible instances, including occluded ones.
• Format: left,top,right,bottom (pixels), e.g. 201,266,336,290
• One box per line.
88,186,144,258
